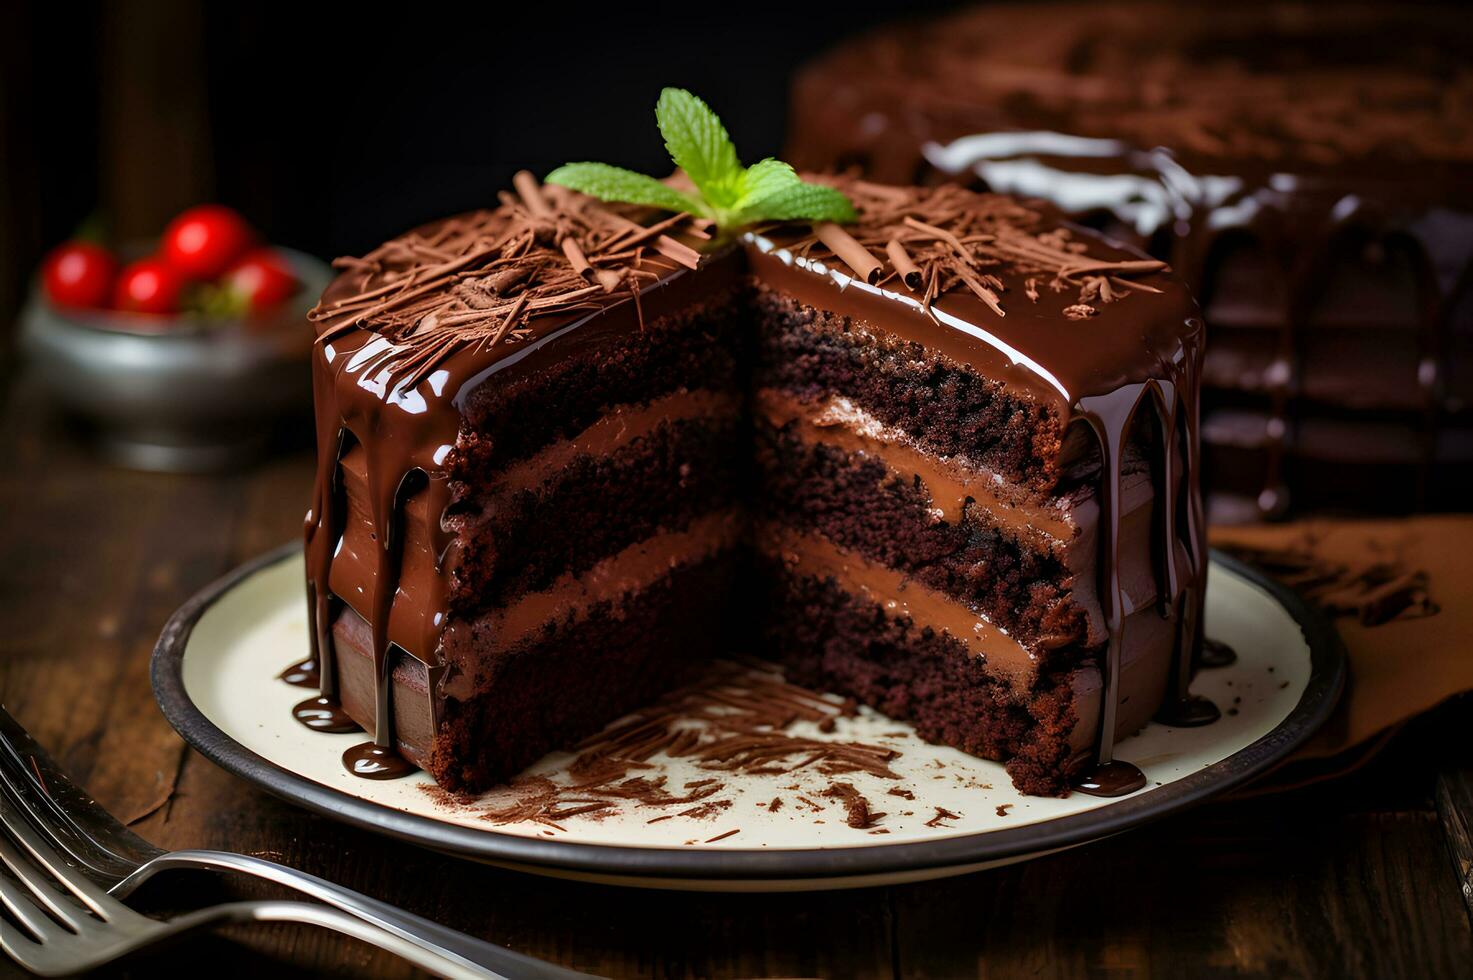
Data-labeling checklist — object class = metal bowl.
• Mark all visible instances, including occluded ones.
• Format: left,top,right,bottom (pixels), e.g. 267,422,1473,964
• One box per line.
19,247,332,472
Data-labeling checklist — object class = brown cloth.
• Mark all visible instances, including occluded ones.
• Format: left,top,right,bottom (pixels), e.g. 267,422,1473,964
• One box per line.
1210,516,1473,790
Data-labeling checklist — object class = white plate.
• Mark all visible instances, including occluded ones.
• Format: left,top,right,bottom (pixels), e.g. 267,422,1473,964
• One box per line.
153,545,1343,891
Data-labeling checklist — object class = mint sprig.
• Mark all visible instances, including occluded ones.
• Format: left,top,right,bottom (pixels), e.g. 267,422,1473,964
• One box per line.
546,88,855,235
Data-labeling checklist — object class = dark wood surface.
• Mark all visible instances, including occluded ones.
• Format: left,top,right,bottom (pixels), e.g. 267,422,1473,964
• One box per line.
1,375,1471,979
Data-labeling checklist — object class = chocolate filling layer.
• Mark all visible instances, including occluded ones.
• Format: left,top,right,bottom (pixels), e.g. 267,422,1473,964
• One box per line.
453,413,745,603
757,421,1086,649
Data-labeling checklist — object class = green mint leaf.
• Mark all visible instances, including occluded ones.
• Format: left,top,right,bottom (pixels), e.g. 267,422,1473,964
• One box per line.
732,180,857,226
545,89,857,235
545,162,708,218
733,158,801,210
655,88,743,208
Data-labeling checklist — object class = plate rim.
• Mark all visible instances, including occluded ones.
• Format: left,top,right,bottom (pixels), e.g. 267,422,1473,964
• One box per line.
152,543,1345,883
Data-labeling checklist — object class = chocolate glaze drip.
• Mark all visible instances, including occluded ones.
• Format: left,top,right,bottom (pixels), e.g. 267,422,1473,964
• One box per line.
1070,333,1210,789
301,182,728,781
300,175,1213,793
786,2,1473,518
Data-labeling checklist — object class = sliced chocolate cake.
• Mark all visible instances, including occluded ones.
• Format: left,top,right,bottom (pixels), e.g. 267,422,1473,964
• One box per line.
787,2,1473,520
299,91,1211,797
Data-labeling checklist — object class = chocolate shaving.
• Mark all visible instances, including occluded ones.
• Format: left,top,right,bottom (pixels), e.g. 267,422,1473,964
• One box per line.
653,234,702,270
313,172,1166,391
785,177,1169,321
560,236,593,280
512,169,553,220
310,174,703,386
885,239,923,290
815,222,882,284
822,782,885,829
924,806,960,828
440,660,901,830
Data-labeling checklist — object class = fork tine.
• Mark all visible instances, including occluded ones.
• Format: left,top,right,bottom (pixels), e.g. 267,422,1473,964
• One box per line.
0,792,115,920
0,834,95,933
0,706,159,884
0,864,69,942
0,912,63,977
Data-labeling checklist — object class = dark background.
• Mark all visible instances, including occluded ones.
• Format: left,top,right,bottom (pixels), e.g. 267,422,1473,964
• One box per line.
0,0,966,348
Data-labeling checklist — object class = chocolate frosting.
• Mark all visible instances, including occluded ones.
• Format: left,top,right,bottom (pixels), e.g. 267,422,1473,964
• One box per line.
300,172,1209,795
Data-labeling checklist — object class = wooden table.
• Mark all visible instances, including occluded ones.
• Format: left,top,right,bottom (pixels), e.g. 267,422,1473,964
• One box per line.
2,375,1471,979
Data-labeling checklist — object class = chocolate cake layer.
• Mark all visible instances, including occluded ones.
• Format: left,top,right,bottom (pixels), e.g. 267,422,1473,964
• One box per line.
786,1,1473,518
454,284,750,484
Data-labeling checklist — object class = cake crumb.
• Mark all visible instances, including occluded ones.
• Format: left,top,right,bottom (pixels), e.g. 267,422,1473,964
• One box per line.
995,804,1012,817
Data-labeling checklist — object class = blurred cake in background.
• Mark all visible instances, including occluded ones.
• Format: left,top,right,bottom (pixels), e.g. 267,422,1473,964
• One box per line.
788,1,1473,520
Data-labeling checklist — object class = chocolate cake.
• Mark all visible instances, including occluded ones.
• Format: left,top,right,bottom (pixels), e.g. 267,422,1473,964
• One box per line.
298,169,1210,798
787,1,1473,520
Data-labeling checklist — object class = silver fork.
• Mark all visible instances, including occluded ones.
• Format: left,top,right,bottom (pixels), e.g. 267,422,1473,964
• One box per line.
0,706,597,978
0,787,510,977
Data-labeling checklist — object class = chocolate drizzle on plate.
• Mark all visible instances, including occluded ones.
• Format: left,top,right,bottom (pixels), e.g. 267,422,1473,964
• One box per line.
291,695,358,734
1199,637,1238,669
1072,759,1149,798
343,742,419,780
277,656,319,688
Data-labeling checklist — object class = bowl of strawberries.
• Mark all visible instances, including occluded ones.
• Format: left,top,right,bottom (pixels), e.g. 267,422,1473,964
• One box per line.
20,205,332,471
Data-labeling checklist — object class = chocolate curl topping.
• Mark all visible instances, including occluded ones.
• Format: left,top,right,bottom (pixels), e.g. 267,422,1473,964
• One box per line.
512,170,554,220
885,239,923,291
653,235,702,271
789,178,1172,319
815,222,882,284
311,179,710,382
561,236,594,281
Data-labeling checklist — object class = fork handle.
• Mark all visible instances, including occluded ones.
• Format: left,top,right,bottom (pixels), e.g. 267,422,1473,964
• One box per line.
120,850,596,980
176,900,509,979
